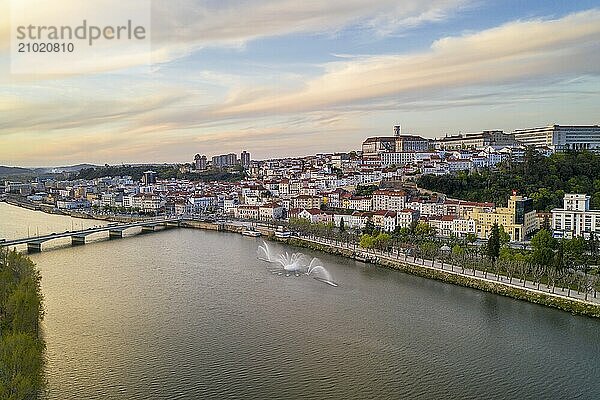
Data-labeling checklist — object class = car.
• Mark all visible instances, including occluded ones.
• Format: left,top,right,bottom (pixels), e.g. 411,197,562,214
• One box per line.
0,239,6,243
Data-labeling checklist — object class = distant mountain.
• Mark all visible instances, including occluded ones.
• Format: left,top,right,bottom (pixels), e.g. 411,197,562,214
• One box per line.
32,164,98,174
0,166,34,176
0,164,99,178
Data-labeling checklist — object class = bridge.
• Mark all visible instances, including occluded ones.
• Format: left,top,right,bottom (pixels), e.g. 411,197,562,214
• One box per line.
1,217,182,253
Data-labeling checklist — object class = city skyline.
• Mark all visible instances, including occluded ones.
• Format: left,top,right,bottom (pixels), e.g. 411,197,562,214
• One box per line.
1,1,600,166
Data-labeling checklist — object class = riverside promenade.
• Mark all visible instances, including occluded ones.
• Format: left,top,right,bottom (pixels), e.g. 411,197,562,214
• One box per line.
279,234,600,316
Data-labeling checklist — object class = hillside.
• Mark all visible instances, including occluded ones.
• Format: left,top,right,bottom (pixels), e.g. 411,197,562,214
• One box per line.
0,166,34,176
417,149,600,211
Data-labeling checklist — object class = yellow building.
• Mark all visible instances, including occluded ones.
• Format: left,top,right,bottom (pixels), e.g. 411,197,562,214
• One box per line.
468,193,537,242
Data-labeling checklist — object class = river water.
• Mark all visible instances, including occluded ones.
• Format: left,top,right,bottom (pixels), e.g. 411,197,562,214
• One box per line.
1,203,599,399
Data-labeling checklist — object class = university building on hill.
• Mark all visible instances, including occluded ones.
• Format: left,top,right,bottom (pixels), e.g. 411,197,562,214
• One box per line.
513,125,600,152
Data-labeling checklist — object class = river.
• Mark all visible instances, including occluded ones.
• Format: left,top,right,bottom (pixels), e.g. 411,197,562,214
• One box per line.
1,203,599,399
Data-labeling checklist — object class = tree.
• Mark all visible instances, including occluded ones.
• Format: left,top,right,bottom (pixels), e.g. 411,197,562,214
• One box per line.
360,234,375,249
547,239,566,293
419,241,440,265
530,229,556,287
452,244,466,272
413,222,435,243
339,217,345,233
0,333,45,400
465,233,477,245
417,150,600,211
487,223,501,263
498,225,511,246
394,227,412,245
587,232,598,267
362,219,375,236
565,236,586,272
541,215,551,232
0,249,45,398
355,184,378,196
373,233,391,250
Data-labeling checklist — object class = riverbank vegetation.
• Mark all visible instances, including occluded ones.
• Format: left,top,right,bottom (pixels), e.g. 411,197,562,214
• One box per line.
417,149,600,211
279,236,600,317
0,249,45,399
285,217,600,301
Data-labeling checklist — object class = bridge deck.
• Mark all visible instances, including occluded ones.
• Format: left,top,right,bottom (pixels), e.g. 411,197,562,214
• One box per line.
1,218,182,247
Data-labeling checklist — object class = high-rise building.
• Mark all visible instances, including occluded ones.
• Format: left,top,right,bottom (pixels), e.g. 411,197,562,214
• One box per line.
240,151,251,168
141,170,157,185
194,154,207,170
513,125,600,152
212,153,238,168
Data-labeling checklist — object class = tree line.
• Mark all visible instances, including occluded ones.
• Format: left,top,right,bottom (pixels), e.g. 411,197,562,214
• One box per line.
417,149,600,211
286,217,600,300
0,249,45,399
75,164,245,182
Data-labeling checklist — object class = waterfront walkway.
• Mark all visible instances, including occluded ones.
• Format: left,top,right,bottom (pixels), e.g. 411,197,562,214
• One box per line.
295,235,600,306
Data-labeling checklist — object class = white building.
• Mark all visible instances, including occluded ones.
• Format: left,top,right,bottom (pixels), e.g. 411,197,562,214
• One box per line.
347,196,373,211
223,198,239,214
552,194,600,239
513,125,600,152
235,205,260,220
259,202,284,220
381,152,415,167
132,193,163,213
372,190,407,212
333,211,370,229
189,195,217,211
397,209,419,229
452,218,477,237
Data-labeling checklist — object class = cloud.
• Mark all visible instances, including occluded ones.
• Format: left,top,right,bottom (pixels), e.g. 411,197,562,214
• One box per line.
211,9,600,117
0,89,185,134
151,0,468,46
2,7,600,165
0,0,468,77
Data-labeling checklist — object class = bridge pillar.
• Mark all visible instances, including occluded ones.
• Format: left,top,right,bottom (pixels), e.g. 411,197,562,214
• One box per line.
71,235,86,246
141,225,156,233
27,242,43,253
109,229,124,239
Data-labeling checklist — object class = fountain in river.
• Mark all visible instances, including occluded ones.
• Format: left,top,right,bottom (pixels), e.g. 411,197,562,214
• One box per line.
257,242,337,286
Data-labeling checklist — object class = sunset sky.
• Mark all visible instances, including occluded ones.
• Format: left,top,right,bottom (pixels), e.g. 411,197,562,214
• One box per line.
1,0,599,166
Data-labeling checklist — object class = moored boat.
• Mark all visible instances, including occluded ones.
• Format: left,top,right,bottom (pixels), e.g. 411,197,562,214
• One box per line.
274,226,292,238
242,228,261,237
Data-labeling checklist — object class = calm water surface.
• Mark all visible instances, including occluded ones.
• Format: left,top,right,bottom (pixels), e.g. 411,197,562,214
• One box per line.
0,202,106,240
2,204,600,399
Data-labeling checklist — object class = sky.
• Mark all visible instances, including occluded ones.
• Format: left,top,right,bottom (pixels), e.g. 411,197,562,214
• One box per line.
0,0,599,167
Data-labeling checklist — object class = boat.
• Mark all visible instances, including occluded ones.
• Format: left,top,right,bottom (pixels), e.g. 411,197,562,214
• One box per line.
274,226,292,238
242,228,261,237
